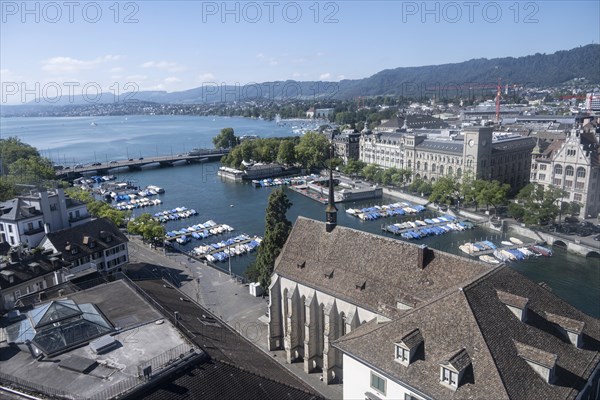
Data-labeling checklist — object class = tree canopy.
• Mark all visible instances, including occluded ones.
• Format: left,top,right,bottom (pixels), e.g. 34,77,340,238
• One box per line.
66,188,130,227
212,127,239,149
508,184,567,226
127,213,165,243
246,188,292,289
0,137,58,201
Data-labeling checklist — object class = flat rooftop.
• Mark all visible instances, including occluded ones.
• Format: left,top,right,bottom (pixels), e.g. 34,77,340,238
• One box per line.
0,280,196,399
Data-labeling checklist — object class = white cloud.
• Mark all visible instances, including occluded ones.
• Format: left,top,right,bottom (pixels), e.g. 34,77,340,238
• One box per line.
164,77,181,84
41,55,120,74
110,67,124,73
337,75,346,80
319,72,332,80
141,61,186,72
256,53,265,59
0,69,9,75
127,74,148,81
197,72,215,81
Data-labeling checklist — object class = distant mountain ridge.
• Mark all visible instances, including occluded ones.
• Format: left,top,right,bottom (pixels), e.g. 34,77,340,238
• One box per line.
12,44,600,107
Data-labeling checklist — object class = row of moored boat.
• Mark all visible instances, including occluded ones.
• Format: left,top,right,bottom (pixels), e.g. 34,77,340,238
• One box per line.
346,202,427,221
459,237,553,264
192,234,262,262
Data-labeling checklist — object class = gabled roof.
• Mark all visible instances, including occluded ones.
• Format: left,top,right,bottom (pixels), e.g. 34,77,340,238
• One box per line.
274,217,489,317
334,266,600,400
0,198,42,222
45,218,127,262
416,140,464,154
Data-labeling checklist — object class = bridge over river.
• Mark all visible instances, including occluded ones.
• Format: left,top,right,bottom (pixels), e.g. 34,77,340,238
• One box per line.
56,149,229,178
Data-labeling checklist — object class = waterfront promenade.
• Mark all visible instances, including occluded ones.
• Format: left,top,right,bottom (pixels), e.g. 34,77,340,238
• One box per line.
126,236,343,399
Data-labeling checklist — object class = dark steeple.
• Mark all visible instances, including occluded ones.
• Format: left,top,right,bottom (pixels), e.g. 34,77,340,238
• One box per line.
326,132,337,233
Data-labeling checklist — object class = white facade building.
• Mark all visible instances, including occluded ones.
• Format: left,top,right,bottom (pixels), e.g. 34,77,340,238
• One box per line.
0,188,90,248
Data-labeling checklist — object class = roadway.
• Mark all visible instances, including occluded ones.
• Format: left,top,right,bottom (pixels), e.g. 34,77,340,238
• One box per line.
55,150,229,177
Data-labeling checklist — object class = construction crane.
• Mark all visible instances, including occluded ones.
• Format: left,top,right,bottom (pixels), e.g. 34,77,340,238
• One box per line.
495,78,502,125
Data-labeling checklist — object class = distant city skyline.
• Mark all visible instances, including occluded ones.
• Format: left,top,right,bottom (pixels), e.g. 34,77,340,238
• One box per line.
1,1,599,104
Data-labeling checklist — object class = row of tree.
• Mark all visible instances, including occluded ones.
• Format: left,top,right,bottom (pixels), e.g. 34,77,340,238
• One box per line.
65,188,131,228
218,129,331,170
126,213,166,243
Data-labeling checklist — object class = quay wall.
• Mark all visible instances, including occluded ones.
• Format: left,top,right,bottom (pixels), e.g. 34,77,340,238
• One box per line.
508,224,600,258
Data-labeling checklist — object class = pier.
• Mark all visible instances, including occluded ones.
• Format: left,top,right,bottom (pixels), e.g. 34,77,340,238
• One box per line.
164,224,233,242
56,149,229,178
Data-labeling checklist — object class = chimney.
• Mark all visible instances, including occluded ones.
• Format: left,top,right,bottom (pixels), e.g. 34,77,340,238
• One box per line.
44,223,51,234
417,244,428,269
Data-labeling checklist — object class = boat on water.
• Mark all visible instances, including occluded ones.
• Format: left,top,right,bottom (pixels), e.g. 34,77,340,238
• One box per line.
509,237,524,245
493,249,510,262
501,240,514,246
530,245,553,257
479,255,500,264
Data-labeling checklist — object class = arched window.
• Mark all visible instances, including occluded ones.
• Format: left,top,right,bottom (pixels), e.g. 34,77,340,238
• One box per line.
407,160,412,169
554,164,563,175
431,163,436,172
447,166,453,176
577,167,586,179
565,166,574,176
457,168,462,178
439,165,444,174
424,162,428,171
416,161,421,170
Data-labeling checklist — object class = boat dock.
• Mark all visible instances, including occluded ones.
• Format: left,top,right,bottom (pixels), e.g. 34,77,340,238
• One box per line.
192,236,261,258
164,223,233,242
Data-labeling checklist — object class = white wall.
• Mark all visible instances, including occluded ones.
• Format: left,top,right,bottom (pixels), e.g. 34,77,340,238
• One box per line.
343,354,424,400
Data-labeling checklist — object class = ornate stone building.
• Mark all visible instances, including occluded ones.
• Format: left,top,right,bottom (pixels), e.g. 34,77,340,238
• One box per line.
359,126,535,192
530,128,600,218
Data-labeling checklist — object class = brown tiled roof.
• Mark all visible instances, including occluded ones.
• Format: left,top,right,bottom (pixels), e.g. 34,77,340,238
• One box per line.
274,217,489,316
514,341,557,368
496,290,529,308
334,266,600,400
45,218,128,263
545,312,585,334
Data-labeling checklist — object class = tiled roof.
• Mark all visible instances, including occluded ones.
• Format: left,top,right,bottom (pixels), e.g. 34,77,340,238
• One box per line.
334,266,600,400
0,253,69,290
416,140,463,154
45,218,128,263
274,217,489,316
491,136,536,152
140,359,322,400
0,199,42,222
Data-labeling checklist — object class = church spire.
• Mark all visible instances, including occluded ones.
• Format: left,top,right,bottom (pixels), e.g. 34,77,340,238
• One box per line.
326,132,337,233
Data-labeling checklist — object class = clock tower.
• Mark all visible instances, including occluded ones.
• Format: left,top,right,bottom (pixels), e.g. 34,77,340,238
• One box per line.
463,126,493,179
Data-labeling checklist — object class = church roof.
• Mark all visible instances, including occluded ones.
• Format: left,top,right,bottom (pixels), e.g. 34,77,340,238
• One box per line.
334,266,600,400
273,217,489,317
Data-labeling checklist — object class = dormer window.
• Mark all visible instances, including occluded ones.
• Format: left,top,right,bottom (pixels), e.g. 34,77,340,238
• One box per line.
497,290,529,322
545,312,585,348
439,348,471,390
395,345,409,363
514,341,557,384
394,329,423,366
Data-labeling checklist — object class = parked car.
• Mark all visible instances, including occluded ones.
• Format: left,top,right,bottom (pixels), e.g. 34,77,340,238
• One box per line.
594,234,600,241
109,160,118,164
138,157,144,160
128,158,134,161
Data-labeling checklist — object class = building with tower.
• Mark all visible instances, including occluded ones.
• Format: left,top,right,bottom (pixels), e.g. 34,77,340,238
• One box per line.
266,187,600,399
530,127,600,218
359,126,535,192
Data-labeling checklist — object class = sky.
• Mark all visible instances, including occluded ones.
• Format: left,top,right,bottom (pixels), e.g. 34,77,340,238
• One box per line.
1,0,599,104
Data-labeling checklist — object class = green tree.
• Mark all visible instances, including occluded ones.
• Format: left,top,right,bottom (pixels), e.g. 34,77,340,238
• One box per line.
294,131,329,170
342,159,366,177
65,188,130,227
362,164,381,182
127,213,165,242
428,176,459,206
212,127,239,149
250,188,292,289
276,140,296,165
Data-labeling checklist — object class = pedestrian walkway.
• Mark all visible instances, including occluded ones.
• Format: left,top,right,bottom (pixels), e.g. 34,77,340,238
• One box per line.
127,236,343,399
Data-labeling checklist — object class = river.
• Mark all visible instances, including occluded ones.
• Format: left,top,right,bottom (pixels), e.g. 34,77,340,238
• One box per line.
1,115,598,317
